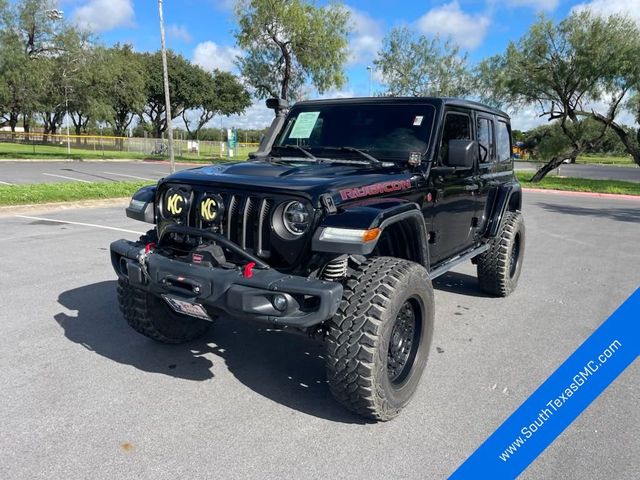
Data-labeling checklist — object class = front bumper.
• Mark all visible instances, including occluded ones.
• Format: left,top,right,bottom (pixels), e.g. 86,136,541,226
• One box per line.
110,239,343,328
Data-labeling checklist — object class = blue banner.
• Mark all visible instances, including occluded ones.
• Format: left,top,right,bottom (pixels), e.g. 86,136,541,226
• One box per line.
450,288,640,479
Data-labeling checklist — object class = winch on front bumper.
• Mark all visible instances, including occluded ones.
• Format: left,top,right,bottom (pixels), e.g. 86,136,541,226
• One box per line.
109,226,343,328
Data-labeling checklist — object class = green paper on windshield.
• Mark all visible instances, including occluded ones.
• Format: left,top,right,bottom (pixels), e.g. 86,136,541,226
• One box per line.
289,111,320,139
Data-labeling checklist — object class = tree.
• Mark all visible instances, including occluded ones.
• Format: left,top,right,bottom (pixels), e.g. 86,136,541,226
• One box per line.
0,0,90,135
61,31,100,138
181,69,251,139
97,45,147,137
477,12,640,181
374,26,471,97
34,28,93,137
0,39,36,131
234,0,350,102
0,0,55,132
141,50,202,137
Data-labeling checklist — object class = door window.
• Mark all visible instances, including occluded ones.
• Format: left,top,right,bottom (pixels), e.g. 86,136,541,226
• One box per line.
440,113,471,165
477,117,494,163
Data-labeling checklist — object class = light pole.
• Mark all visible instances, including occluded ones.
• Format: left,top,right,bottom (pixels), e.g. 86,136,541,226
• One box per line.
366,65,373,97
64,85,71,155
158,0,175,173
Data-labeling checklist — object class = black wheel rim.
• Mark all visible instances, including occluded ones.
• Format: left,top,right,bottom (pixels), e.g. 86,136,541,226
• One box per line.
509,233,521,278
387,298,422,386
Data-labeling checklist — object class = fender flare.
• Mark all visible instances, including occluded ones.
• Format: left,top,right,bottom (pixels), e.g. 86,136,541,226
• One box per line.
126,185,157,223
484,181,522,238
312,201,430,268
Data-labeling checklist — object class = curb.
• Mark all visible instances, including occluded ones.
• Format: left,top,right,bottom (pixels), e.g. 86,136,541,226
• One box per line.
0,197,129,216
0,158,215,165
0,158,146,163
522,187,640,201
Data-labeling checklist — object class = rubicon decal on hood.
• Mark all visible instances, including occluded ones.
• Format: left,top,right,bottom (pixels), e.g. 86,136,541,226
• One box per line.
339,179,412,201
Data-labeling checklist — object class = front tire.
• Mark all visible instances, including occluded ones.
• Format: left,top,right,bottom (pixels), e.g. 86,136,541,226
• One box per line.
117,279,211,344
325,257,434,421
476,211,525,297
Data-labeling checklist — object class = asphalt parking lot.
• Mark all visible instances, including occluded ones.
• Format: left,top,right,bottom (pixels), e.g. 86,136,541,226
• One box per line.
0,159,639,185
0,160,196,185
1,191,638,479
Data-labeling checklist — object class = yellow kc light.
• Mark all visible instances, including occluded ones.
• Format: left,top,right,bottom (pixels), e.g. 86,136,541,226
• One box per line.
200,197,220,221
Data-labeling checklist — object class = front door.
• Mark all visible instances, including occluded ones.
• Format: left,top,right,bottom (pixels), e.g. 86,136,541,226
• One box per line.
429,110,478,264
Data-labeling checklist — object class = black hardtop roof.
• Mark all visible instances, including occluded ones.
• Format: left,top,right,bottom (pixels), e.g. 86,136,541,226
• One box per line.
293,96,509,120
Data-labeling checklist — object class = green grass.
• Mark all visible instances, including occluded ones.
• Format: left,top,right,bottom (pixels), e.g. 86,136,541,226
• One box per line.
0,141,254,162
0,181,150,206
1,172,636,207
576,154,635,165
516,172,640,195
516,155,635,165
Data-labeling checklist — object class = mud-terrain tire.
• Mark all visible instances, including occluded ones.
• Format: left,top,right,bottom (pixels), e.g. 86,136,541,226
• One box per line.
117,279,211,344
476,211,525,297
325,257,434,421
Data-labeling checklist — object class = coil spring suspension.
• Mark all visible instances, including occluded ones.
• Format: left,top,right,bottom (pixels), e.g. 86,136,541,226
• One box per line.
321,257,348,281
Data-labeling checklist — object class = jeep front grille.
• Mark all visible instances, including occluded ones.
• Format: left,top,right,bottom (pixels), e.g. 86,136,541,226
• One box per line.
160,185,303,263
223,194,274,258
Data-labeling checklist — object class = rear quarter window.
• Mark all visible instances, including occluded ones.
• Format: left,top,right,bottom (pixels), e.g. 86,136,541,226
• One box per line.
496,120,512,162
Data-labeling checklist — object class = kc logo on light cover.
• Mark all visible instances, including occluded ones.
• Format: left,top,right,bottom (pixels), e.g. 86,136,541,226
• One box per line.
166,193,184,215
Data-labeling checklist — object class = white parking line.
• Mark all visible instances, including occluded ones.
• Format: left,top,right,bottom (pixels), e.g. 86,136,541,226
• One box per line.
42,173,93,183
15,215,144,235
103,171,156,181
0,180,13,185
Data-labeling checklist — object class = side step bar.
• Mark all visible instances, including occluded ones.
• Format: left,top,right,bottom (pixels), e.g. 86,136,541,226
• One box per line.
429,244,490,280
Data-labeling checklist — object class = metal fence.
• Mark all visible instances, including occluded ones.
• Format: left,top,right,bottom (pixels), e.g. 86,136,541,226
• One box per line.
0,130,259,160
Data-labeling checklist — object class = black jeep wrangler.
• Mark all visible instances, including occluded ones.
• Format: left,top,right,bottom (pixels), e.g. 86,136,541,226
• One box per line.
110,97,524,421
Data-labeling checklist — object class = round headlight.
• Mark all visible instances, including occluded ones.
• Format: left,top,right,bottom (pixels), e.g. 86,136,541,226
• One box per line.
282,201,310,235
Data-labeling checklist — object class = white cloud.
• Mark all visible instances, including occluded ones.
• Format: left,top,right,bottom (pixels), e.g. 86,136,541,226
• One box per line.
215,101,274,130
508,106,548,131
346,6,384,65
192,41,243,72
416,1,490,50
572,0,640,24
503,0,559,11
73,0,134,32
315,89,356,100
167,24,192,43
213,0,237,12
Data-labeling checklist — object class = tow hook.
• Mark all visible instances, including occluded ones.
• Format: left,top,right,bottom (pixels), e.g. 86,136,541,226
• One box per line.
243,261,256,278
136,242,156,281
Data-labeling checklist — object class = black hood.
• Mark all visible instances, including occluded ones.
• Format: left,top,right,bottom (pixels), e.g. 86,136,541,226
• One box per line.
162,160,416,204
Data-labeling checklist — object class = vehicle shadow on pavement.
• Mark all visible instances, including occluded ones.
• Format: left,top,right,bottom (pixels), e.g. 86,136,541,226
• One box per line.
537,202,640,223
433,271,490,298
55,280,368,424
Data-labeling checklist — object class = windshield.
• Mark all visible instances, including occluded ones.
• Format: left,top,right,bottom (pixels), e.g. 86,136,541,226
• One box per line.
274,102,436,162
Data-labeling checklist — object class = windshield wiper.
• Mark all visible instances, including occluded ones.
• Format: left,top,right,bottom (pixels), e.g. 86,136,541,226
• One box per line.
271,144,318,162
319,146,392,167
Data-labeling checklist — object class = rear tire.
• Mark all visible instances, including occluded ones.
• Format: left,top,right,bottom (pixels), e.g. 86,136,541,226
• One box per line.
325,257,434,421
117,279,211,344
476,211,525,297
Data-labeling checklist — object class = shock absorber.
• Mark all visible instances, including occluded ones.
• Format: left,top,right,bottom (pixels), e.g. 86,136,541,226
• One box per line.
321,256,348,281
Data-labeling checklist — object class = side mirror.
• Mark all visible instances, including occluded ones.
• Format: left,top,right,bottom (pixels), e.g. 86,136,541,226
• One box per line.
448,139,476,169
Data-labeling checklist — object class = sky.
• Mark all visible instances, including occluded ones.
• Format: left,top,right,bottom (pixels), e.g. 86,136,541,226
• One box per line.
57,0,640,130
